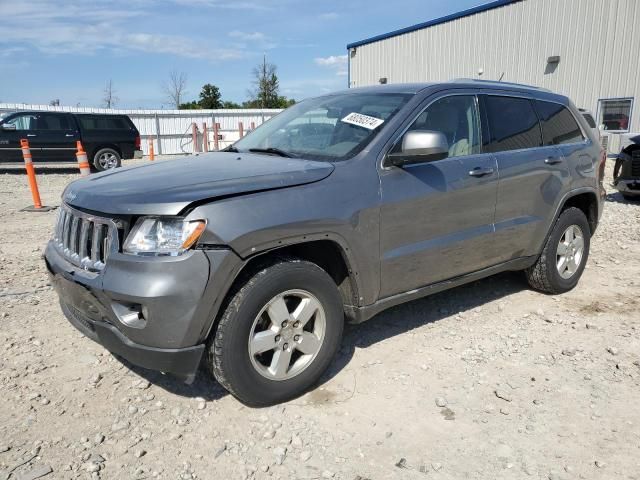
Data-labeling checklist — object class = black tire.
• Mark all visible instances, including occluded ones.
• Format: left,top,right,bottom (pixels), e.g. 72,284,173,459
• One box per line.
92,148,121,172
526,207,591,294
207,258,344,407
623,193,640,201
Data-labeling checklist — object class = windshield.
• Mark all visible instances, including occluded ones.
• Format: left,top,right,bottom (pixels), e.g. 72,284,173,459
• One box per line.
232,92,412,161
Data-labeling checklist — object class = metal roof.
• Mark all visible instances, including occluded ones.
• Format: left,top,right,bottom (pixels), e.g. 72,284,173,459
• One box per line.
346,0,524,49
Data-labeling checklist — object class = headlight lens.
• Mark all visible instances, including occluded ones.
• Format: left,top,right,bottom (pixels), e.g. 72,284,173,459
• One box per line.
123,217,206,256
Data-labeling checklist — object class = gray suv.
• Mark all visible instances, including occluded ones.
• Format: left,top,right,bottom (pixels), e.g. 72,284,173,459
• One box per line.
44,80,606,406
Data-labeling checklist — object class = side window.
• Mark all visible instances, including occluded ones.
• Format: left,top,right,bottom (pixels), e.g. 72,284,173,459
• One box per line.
485,96,542,153
37,114,72,130
5,113,37,131
405,95,481,158
535,101,584,145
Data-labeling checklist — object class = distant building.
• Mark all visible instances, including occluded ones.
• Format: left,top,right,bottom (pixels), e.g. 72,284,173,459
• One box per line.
347,0,640,149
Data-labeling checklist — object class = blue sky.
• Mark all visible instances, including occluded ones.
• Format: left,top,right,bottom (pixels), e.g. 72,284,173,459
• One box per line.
0,0,481,109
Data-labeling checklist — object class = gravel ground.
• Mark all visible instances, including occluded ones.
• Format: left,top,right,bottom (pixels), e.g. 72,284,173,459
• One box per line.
1,159,639,480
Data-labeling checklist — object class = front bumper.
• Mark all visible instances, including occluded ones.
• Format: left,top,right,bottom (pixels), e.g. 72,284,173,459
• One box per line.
614,178,640,196
44,240,240,379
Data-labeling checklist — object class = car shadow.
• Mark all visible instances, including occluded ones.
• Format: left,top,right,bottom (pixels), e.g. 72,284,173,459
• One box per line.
122,270,527,404
0,165,81,175
605,191,640,204
320,270,527,384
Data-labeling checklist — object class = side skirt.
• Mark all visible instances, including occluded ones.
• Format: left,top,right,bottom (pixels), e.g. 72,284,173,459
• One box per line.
345,256,537,324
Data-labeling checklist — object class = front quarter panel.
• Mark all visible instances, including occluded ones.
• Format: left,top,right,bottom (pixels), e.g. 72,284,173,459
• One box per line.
189,158,381,307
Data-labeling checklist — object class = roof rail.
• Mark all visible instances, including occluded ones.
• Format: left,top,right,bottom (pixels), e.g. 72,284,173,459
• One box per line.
452,78,552,92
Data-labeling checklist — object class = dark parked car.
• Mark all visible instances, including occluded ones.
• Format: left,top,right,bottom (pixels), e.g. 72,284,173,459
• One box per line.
45,80,606,406
613,134,640,200
0,111,142,171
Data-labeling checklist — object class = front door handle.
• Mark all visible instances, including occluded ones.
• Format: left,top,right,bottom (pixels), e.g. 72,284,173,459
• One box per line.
544,157,563,165
26,133,37,137
468,167,494,177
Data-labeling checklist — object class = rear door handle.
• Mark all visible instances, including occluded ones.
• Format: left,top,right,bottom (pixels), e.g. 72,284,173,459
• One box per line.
27,133,37,137
65,133,75,137
468,167,494,177
544,157,563,165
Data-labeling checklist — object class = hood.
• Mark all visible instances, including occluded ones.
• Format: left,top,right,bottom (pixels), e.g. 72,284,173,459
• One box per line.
63,152,334,215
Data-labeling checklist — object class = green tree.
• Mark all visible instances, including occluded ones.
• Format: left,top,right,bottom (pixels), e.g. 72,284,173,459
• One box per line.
199,83,222,109
221,100,242,109
247,55,295,109
179,100,200,110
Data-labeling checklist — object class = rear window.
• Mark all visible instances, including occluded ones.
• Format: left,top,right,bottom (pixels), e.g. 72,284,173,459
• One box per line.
484,96,542,153
535,101,585,145
582,113,596,129
78,115,131,130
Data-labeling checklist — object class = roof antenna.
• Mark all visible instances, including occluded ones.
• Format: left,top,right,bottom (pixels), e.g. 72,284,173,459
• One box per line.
498,72,505,82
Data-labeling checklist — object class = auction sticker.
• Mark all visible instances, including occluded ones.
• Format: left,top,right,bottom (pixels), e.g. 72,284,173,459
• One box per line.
341,112,384,130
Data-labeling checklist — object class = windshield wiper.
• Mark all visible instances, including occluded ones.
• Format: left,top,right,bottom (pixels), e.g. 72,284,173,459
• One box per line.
248,147,292,158
223,145,239,152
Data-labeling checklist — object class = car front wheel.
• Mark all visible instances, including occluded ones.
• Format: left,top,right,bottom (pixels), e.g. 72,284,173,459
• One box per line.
207,258,344,407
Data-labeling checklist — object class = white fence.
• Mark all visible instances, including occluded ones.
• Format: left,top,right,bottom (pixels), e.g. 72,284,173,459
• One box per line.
0,103,283,155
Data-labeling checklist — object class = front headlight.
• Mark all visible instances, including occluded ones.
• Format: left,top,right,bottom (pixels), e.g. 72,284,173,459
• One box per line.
123,217,206,256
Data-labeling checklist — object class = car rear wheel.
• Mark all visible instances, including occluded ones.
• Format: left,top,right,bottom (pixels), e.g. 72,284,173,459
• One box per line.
207,258,344,407
93,148,121,171
525,207,590,294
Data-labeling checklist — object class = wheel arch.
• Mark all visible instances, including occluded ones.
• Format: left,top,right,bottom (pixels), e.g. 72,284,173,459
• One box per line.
203,238,362,344
90,144,123,161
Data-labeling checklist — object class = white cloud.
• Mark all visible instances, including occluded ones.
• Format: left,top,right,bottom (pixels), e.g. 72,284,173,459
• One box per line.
228,30,276,49
314,55,348,67
229,31,267,41
0,1,247,62
314,54,348,76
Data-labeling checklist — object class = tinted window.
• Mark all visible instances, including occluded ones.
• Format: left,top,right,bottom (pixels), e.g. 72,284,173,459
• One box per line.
485,96,542,153
405,95,481,157
37,113,72,130
535,101,584,145
582,113,596,129
78,115,129,130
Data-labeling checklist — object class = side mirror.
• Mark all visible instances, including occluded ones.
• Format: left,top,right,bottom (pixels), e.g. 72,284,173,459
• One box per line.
385,130,449,167
1,123,16,131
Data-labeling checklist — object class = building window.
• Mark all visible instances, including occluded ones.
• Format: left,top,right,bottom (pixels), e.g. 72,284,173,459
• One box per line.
598,98,633,132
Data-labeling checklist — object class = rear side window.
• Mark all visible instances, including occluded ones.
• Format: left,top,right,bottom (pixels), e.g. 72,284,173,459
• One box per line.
582,113,596,129
78,115,130,130
37,113,72,130
484,96,542,153
535,101,585,145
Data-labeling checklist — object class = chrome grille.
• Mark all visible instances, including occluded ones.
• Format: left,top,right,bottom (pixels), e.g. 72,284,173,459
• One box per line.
53,204,121,271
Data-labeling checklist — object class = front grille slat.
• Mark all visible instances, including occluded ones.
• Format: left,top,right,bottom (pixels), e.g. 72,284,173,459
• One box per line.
78,219,89,259
52,204,121,272
91,223,103,263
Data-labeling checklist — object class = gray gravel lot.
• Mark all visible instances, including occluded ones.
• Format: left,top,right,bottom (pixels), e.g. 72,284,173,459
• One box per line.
1,158,639,480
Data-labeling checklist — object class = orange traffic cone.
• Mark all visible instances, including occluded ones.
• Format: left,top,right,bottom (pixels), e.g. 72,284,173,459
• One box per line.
75,141,91,176
20,139,54,212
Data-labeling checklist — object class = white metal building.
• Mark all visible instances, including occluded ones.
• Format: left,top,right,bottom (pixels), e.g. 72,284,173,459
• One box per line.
347,0,640,148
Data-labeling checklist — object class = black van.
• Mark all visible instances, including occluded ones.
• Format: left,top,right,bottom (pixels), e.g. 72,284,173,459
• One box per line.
0,111,142,171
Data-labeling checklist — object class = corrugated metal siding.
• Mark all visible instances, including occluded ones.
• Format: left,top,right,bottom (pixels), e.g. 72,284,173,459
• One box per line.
0,104,282,154
349,0,640,133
